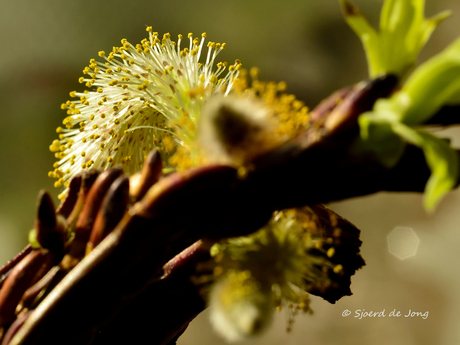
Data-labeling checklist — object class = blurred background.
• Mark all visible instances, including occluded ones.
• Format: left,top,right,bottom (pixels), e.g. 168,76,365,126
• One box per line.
0,0,459,344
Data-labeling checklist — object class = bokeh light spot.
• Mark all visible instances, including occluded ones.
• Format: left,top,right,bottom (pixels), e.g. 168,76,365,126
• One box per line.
387,227,420,260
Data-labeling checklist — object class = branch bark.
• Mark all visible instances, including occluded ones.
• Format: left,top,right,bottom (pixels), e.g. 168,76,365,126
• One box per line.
1,75,459,345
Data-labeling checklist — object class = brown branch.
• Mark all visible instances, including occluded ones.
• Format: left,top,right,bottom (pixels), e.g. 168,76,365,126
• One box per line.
2,75,459,345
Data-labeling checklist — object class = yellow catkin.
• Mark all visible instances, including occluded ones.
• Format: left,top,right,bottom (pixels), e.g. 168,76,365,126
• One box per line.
49,29,242,190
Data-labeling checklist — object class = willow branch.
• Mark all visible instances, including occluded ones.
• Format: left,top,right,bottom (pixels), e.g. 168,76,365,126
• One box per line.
2,75,459,345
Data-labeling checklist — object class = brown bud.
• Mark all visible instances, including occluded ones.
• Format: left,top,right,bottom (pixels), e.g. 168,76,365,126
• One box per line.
66,170,100,227
68,169,123,260
76,169,124,234
35,191,65,255
35,191,56,231
162,240,211,279
309,86,353,126
86,176,130,254
324,74,398,135
0,250,51,326
56,174,82,217
130,149,163,201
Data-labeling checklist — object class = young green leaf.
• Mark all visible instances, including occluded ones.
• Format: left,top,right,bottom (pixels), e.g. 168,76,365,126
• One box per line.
401,37,460,125
358,111,405,168
391,123,458,211
341,0,450,79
